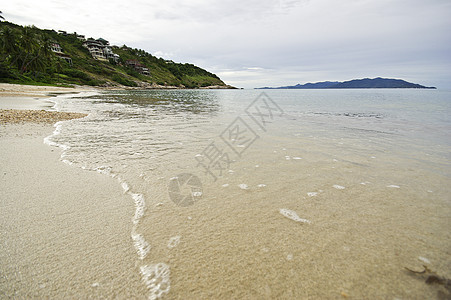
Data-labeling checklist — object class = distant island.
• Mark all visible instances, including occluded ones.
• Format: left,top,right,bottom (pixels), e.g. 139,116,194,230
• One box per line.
257,78,436,89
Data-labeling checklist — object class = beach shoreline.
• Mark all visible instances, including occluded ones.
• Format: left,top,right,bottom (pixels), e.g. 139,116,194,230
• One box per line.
0,83,143,298
1,83,449,299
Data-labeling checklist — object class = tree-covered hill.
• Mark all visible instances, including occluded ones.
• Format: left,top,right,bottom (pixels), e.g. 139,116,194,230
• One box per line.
0,21,232,88
257,77,436,89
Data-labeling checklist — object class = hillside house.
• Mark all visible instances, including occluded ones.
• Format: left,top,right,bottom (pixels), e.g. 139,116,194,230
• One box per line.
50,43,72,65
125,60,150,75
74,33,86,41
83,39,108,61
83,38,120,63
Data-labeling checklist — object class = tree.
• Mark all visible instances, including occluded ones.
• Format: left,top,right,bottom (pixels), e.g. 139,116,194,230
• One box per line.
0,11,5,21
0,26,18,55
0,25,55,77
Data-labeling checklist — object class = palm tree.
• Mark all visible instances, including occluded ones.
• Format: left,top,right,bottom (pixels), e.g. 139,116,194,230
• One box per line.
0,26,16,53
0,11,5,21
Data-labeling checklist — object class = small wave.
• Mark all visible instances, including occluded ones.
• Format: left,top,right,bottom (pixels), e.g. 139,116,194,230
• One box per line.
167,236,181,249
140,263,170,300
312,111,383,119
279,209,311,224
131,193,146,225
132,233,151,260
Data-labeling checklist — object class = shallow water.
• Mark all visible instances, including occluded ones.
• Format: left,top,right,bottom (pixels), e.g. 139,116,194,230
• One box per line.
47,89,451,299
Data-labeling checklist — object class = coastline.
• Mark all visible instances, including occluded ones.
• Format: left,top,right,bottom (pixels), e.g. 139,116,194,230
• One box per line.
0,84,143,297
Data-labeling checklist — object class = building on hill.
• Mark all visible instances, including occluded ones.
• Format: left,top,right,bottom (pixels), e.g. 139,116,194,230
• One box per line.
83,39,108,61
51,43,63,53
83,38,119,63
97,38,109,45
103,46,120,63
50,43,72,65
125,60,150,75
73,32,86,41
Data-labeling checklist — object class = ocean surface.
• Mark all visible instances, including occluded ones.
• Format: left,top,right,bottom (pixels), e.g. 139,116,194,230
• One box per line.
46,89,451,299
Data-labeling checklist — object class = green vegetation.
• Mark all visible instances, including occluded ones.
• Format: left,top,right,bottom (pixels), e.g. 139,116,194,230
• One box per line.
0,21,229,88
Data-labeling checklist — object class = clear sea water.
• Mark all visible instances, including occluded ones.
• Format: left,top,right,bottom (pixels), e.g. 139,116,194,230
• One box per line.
46,89,451,299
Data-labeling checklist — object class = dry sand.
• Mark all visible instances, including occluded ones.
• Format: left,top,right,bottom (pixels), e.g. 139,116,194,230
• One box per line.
0,84,143,298
0,83,94,98
0,109,87,124
0,83,95,111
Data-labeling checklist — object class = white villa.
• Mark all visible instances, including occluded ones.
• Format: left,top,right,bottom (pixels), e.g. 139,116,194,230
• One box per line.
50,43,72,65
83,38,120,63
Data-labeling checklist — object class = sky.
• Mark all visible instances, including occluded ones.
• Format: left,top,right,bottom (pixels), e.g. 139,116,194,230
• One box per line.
2,0,451,88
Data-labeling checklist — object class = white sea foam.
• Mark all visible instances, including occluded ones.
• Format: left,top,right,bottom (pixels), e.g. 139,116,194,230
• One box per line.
95,166,112,176
192,191,202,197
140,263,170,300
387,185,400,188
333,185,345,190
239,184,249,190
132,233,151,260
418,256,431,264
167,236,181,249
62,159,73,166
44,122,69,150
279,209,311,224
121,182,130,193
132,193,146,225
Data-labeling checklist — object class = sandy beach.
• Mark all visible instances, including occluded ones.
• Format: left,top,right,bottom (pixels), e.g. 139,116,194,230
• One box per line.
1,84,450,299
0,84,143,298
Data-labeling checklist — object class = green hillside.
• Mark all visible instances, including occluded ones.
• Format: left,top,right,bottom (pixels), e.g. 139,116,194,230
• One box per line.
0,21,231,88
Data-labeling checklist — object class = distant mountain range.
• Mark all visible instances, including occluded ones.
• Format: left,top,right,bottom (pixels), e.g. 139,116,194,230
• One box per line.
257,78,436,89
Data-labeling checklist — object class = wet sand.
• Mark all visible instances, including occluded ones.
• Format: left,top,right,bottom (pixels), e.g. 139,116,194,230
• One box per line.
138,136,451,299
0,85,143,298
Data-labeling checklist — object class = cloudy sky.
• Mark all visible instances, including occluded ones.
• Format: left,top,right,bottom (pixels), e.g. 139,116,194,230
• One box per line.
3,0,451,88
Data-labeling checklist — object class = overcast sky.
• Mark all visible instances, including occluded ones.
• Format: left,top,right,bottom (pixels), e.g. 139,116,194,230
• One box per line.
3,0,451,88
